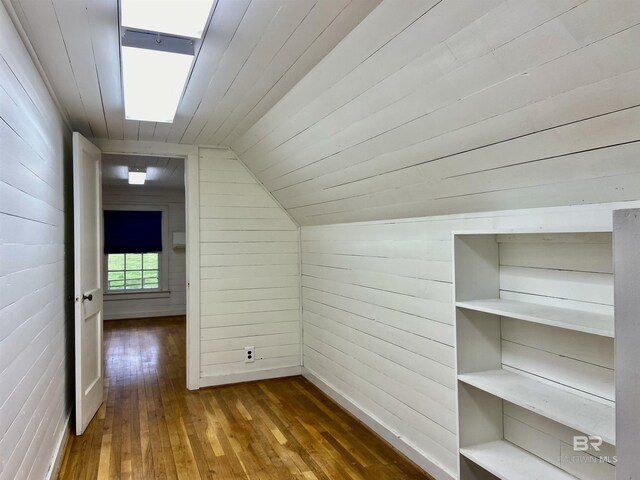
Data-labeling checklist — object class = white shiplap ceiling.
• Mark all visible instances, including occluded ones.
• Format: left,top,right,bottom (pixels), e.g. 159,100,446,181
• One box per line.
230,0,640,225
8,0,380,144
102,154,185,189
9,0,640,226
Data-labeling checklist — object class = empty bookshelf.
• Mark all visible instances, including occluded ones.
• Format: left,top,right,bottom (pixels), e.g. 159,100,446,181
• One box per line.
454,232,615,480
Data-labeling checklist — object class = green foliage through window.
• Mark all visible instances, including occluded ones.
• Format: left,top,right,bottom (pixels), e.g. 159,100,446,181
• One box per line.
107,253,159,291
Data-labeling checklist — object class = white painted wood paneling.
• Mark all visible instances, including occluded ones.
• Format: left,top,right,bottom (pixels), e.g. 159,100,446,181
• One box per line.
233,0,640,225
0,2,71,479
101,186,186,320
198,147,300,384
8,0,380,144
300,201,639,479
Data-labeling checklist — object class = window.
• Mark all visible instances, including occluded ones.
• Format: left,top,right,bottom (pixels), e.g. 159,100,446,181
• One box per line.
107,253,160,291
103,208,168,294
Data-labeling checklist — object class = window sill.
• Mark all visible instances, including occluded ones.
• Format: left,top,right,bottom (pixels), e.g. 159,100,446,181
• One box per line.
104,290,171,301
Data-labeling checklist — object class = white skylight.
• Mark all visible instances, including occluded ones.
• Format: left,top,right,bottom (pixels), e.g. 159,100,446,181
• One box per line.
121,0,215,39
122,46,193,123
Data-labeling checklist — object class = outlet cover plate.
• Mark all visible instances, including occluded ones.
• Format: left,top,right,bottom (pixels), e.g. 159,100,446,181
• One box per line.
245,346,255,363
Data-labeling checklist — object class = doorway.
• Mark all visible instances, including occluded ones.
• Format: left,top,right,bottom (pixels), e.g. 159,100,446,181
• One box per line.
89,139,200,392
101,154,186,321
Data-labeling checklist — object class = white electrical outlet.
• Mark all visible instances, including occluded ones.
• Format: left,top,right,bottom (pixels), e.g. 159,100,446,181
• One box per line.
244,346,255,363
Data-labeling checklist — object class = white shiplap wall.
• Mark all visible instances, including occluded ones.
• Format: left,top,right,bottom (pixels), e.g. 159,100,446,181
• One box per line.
198,148,301,386
0,2,71,479
300,200,640,479
102,186,186,320
233,0,640,226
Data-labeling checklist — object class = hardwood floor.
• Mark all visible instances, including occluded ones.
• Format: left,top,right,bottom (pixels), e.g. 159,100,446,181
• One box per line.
57,316,433,479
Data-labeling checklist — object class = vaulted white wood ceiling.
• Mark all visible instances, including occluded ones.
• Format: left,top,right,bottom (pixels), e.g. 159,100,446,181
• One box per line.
231,0,640,225
11,0,640,225
8,0,380,143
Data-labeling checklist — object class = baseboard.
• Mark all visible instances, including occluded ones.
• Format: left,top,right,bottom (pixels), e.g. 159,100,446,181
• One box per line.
302,368,454,480
199,366,302,388
45,412,71,480
103,309,186,320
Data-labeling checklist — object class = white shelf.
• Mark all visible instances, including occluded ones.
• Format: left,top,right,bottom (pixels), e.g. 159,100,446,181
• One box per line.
460,440,577,480
458,369,615,445
456,298,614,337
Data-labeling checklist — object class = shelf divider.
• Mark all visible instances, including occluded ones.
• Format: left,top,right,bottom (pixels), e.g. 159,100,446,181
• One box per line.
456,298,614,337
458,369,615,445
460,440,577,480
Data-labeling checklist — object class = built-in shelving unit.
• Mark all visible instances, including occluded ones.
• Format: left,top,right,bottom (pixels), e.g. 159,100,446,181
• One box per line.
454,232,616,480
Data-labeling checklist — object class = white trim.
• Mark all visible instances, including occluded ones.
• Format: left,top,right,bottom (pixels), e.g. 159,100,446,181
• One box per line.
103,308,186,320
91,138,201,390
613,208,640,479
199,366,302,388
45,413,71,480
191,144,228,150
91,138,199,157
303,200,640,230
302,367,455,480
450,227,612,235
104,290,171,301
185,150,201,390
298,226,303,367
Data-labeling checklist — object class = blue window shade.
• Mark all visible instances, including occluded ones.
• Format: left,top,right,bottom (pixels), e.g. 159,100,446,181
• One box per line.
104,210,162,254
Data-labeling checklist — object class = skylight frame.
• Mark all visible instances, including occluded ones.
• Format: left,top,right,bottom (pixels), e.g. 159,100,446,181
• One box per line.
120,0,216,39
118,0,216,124
119,29,195,123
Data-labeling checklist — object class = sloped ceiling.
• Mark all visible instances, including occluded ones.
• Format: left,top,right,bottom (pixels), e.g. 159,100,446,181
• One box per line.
7,0,380,144
231,0,640,225
10,0,640,226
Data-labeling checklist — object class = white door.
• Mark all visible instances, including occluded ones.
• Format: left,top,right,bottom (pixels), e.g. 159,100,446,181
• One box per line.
73,132,104,435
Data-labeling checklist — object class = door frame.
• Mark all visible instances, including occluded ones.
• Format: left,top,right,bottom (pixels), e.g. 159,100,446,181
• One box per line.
93,138,210,390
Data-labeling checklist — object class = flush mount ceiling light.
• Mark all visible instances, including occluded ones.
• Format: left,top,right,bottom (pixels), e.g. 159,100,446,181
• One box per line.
121,0,215,39
128,167,147,185
121,30,194,123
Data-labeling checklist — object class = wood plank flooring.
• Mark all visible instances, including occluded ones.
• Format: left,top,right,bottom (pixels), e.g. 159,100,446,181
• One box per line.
57,316,433,479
